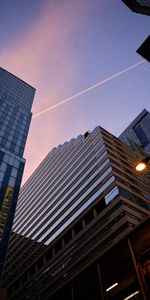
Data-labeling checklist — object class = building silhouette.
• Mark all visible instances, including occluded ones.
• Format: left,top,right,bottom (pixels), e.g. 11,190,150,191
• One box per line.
122,0,150,15
119,109,150,154
0,68,35,278
122,1,150,62
136,35,150,63
1,126,150,299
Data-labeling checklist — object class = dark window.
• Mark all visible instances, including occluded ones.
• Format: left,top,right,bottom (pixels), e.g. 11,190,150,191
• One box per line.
84,131,90,138
37,257,43,269
95,198,106,214
22,272,27,283
14,279,20,290
54,240,62,253
8,286,13,296
84,210,94,225
64,231,72,244
74,221,83,235
45,248,53,261
29,265,35,277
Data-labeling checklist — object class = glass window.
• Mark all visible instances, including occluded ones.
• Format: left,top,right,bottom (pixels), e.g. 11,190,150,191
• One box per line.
9,157,15,166
11,168,18,178
9,177,16,187
13,159,20,168
39,176,116,244
105,186,119,205
6,141,11,148
0,162,7,172
3,154,9,163
0,171,4,182
16,160,111,237
14,146,19,153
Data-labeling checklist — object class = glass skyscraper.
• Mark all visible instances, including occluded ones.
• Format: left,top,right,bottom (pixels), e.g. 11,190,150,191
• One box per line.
0,67,35,278
119,109,150,154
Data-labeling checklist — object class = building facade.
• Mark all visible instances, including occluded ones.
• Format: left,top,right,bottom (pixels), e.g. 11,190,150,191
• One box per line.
122,0,150,15
119,109,150,154
0,68,35,278
1,126,150,299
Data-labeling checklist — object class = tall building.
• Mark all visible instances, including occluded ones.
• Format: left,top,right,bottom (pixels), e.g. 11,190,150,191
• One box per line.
122,1,150,63
0,68,35,278
136,35,150,63
119,109,150,153
1,126,150,299
122,0,150,15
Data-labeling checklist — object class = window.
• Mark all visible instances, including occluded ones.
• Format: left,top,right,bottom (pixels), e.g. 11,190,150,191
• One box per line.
9,177,16,187
0,171,4,182
44,176,116,245
45,248,53,261
85,210,94,225
29,265,35,277
55,240,62,253
11,167,18,178
0,162,7,172
22,272,27,283
37,257,43,269
105,186,119,205
74,221,83,235
64,231,72,244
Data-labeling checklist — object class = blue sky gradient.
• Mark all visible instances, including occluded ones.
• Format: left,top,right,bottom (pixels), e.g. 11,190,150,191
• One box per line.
0,0,149,183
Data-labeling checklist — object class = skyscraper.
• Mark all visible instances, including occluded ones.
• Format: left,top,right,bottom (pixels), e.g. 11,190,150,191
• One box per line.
0,67,35,278
119,109,150,154
136,35,150,63
122,0,150,15
1,126,150,299
122,1,150,64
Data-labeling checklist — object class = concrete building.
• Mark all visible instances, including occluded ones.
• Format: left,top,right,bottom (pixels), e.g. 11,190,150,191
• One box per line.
119,109,150,154
0,68,35,278
1,126,150,299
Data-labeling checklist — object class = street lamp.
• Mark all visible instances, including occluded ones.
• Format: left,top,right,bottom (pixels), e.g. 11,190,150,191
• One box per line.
135,156,150,172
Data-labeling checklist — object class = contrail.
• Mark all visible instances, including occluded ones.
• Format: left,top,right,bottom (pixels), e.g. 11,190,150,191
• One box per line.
33,60,145,118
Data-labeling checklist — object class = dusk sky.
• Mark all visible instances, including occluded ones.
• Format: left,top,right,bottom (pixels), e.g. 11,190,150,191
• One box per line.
0,0,150,184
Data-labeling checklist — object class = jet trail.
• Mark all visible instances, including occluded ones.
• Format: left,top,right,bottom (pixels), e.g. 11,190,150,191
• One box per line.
33,60,145,118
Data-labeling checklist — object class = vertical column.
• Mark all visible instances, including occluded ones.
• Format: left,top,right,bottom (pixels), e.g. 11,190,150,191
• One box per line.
71,282,74,300
128,238,147,300
97,261,105,300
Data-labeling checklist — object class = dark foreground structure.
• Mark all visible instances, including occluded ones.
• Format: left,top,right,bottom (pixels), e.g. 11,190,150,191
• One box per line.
1,126,150,299
136,36,150,63
122,0,150,15
122,1,150,63
0,68,35,278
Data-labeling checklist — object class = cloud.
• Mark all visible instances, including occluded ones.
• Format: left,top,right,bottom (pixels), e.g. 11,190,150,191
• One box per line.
0,0,88,184
0,1,85,106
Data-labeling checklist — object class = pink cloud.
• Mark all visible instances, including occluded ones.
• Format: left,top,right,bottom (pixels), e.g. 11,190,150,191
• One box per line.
0,1,89,184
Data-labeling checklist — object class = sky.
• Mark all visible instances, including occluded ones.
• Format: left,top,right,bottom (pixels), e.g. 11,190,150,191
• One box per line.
0,0,150,185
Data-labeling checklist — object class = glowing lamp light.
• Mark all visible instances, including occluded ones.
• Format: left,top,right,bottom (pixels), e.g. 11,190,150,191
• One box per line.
124,290,139,300
136,162,146,171
106,282,118,292
135,156,150,172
